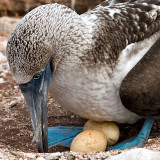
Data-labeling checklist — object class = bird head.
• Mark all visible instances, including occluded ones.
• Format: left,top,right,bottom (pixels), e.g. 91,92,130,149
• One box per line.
6,5,57,153
7,30,53,153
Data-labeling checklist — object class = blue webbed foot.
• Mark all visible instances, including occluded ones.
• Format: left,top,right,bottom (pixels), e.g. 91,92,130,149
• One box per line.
48,126,83,147
107,117,155,150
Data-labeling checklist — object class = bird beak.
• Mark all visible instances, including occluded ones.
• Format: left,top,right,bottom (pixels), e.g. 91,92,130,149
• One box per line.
19,62,52,153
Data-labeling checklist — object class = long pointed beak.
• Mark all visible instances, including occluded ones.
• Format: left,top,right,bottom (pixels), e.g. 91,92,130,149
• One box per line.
19,78,48,152
19,62,52,153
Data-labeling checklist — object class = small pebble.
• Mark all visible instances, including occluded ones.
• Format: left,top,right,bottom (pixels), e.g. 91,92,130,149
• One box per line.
36,157,46,160
25,153,36,159
45,152,62,159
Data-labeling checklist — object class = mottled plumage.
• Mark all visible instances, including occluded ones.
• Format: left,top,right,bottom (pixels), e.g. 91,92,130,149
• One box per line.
7,0,160,122
6,0,160,152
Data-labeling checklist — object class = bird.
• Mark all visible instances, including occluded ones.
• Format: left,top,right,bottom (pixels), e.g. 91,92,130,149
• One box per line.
6,0,160,153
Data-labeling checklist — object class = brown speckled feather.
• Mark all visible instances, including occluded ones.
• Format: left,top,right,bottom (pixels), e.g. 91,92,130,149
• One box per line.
82,0,160,67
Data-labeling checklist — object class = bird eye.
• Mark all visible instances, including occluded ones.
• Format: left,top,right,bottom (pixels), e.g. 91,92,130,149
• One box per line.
33,74,41,80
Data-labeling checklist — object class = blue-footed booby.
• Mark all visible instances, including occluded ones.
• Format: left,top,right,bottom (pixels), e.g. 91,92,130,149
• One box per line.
6,0,160,153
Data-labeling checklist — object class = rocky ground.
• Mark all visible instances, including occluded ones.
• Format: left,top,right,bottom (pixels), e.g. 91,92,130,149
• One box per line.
0,16,160,160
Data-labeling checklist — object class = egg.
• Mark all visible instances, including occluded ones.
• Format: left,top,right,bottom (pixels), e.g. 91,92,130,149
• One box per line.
83,120,120,146
70,130,107,153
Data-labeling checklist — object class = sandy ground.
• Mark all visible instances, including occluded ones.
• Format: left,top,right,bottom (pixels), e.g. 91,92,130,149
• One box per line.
0,17,160,159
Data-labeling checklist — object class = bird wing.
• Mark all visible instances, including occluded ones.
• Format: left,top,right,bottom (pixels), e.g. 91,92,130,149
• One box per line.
83,0,160,66
83,0,160,116
120,37,160,116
